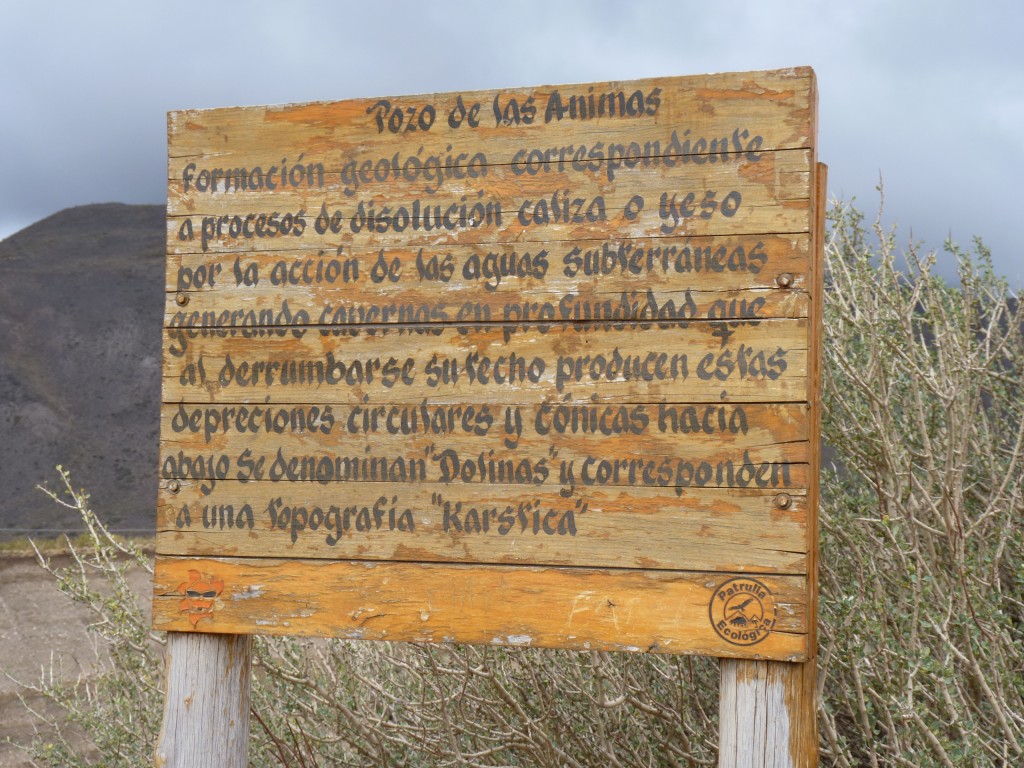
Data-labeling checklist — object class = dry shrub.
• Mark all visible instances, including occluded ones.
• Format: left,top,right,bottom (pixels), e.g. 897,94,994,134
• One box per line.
818,201,1023,767
7,201,1023,766
250,637,718,766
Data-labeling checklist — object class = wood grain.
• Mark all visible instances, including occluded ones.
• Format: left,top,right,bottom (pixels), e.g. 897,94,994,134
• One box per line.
168,68,815,165
166,196,809,256
167,289,808,335
166,233,811,297
163,318,808,405
155,632,251,768
160,401,809,465
168,148,809,215
153,556,810,660
719,658,818,767
156,481,808,573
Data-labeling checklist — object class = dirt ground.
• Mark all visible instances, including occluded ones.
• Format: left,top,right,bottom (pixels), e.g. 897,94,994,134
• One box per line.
0,554,152,767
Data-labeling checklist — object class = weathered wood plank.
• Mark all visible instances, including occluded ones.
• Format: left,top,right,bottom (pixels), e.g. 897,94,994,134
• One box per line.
167,288,808,334
165,215,813,255
168,68,815,165
162,319,808,405
166,233,810,296
160,401,808,464
155,482,808,573
166,158,811,254
157,446,806,496
165,231,811,333
153,556,809,660
168,148,811,214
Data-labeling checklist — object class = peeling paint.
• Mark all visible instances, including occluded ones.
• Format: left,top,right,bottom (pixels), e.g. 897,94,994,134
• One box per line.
493,634,533,646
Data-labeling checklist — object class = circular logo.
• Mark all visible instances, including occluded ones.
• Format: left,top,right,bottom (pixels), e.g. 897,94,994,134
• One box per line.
709,577,777,646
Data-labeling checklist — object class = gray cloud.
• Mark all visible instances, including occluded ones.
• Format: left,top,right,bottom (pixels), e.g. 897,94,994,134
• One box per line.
2,0,1021,282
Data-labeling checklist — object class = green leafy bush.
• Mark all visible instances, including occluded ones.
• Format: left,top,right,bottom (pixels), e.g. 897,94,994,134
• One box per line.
7,201,1023,766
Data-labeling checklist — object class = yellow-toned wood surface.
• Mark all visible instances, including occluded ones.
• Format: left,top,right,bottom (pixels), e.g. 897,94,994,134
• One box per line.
169,148,811,211
166,206,810,256
167,288,808,334
165,233,810,333
153,556,808,660
163,319,808,404
167,69,815,165
166,150,811,254
157,482,808,572
166,233,811,295
157,68,820,661
160,401,808,470
166,208,812,255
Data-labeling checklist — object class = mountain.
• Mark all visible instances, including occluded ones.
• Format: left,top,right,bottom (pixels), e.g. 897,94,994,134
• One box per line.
0,203,164,538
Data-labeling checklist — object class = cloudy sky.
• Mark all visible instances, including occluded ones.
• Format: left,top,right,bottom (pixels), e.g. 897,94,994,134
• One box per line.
2,0,1021,283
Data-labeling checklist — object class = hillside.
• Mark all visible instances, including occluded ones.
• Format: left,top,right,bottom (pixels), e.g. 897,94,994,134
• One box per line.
0,204,163,538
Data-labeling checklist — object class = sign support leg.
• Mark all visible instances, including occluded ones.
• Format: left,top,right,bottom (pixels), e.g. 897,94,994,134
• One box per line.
155,632,251,768
718,658,817,768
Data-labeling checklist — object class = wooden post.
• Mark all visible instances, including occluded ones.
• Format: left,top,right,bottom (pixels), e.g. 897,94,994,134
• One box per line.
719,658,817,768
155,632,251,768
717,160,824,768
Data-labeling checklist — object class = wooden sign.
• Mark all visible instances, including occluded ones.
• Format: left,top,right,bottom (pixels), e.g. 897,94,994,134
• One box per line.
154,68,822,662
